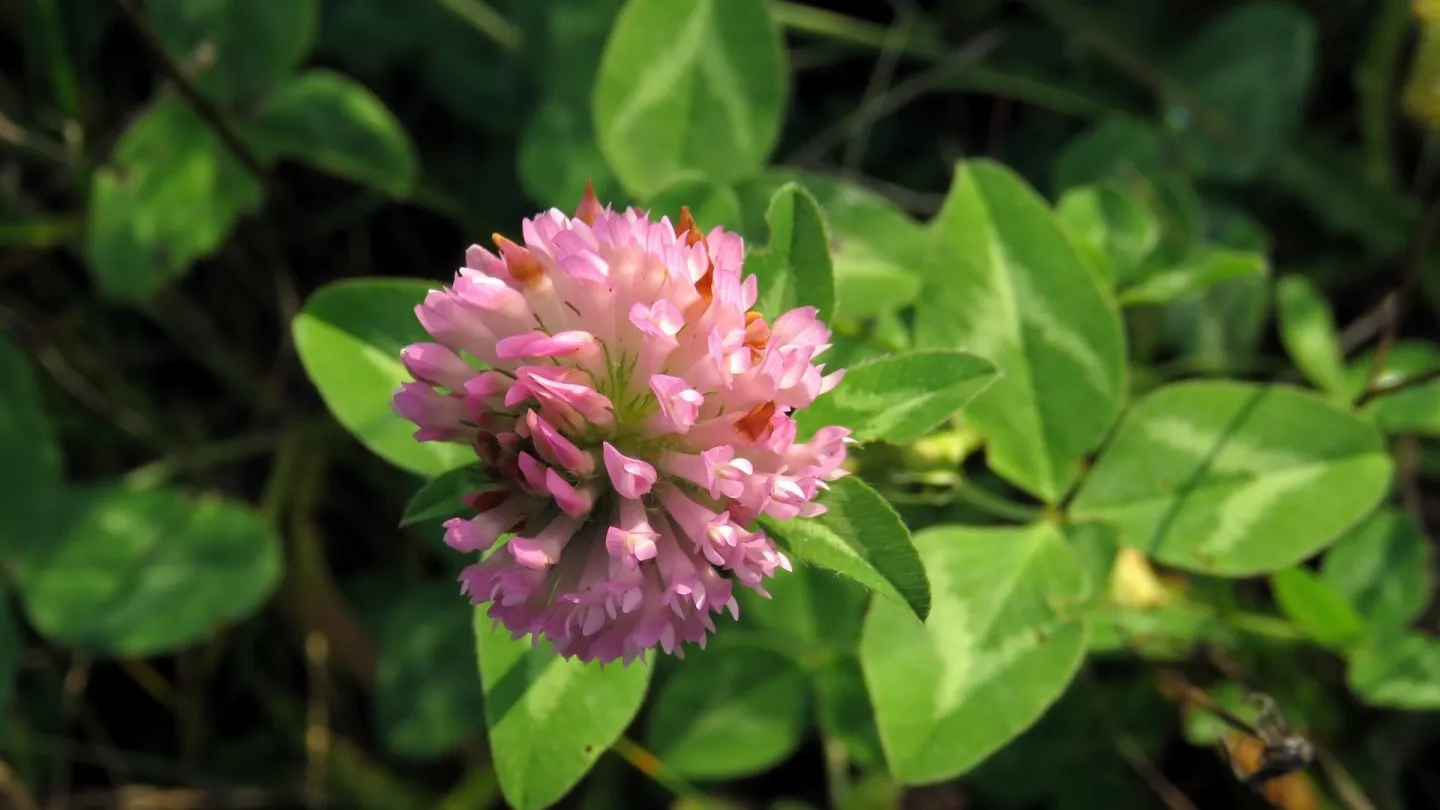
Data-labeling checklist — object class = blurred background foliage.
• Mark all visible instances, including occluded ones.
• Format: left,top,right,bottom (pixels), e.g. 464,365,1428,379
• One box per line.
2,0,1440,808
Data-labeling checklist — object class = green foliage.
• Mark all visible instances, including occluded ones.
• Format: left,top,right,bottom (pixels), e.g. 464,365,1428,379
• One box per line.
1071,381,1393,575
745,183,837,320
401,466,486,528
859,524,1090,784
246,69,417,195
1348,633,1440,710
762,476,929,622
916,161,1126,503
87,100,265,301
645,646,809,779
375,583,486,759
593,0,785,196
1271,566,1365,649
14,486,282,656
1165,1,1317,181
24,0,1440,807
0,333,63,554
146,0,319,104
1322,509,1433,630
293,279,473,476
475,615,651,810
1277,274,1348,398
796,351,997,444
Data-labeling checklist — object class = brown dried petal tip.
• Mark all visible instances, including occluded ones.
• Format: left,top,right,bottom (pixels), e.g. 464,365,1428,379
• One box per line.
492,233,545,285
735,401,777,443
674,206,705,246
576,179,603,225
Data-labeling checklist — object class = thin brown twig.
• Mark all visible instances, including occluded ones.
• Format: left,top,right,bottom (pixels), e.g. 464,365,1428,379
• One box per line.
841,0,917,172
1356,364,1440,406
108,0,277,197
304,633,331,810
1362,187,1440,393
1082,670,1201,810
785,28,1006,167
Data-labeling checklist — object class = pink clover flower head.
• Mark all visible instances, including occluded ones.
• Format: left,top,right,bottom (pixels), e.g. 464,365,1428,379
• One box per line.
394,182,850,664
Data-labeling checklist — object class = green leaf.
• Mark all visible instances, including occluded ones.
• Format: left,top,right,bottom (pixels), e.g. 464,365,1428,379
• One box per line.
915,160,1126,503
0,597,19,713
1270,567,1364,649
1119,249,1267,308
1154,267,1271,374
1346,342,1440,436
1348,633,1440,710
375,583,486,759
746,183,837,320
1070,381,1394,576
315,0,436,73
475,613,651,810
1053,117,1169,193
860,524,1090,784
645,646,808,779
813,657,886,770
86,100,264,301
969,676,1169,810
401,466,487,528
0,333,63,556
1056,183,1161,285
1275,275,1346,398
1321,509,1432,630
641,176,743,233
519,101,619,210
146,0,319,104
15,486,282,656
293,278,473,476
246,70,416,196
1166,1,1317,181
1087,601,1218,660
761,476,929,622
593,0,785,196
796,351,997,444
735,565,868,655
735,171,928,322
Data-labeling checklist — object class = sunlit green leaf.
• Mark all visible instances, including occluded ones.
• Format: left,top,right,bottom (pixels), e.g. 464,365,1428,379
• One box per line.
1276,275,1346,398
641,176,743,232
1119,250,1266,307
1271,567,1364,649
293,278,473,476
594,0,786,196
475,614,651,810
916,160,1126,502
860,524,1090,784
735,171,928,322
797,351,997,444
1071,381,1393,575
761,477,929,622
746,183,837,320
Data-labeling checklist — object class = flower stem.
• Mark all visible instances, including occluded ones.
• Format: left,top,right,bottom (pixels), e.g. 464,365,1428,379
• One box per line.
953,478,1043,523
611,736,705,800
